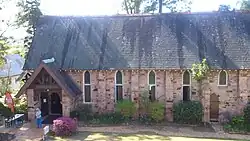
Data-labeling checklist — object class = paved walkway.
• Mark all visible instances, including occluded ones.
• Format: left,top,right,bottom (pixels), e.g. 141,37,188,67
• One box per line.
0,122,43,141
1,122,250,140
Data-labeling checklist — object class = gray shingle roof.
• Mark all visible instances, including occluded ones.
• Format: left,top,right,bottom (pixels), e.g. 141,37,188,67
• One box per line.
24,12,250,70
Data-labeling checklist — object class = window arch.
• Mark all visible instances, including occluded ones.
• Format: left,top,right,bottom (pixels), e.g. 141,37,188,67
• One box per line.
218,70,228,86
84,71,91,103
148,71,156,101
182,70,191,101
115,71,123,102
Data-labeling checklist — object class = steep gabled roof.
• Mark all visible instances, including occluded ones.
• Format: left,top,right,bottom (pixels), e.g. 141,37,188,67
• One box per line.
24,12,250,70
15,62,82,98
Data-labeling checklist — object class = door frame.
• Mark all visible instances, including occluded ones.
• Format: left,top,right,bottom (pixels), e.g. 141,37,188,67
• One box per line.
50,92,62,115
210,93,219,121
35,89,62,116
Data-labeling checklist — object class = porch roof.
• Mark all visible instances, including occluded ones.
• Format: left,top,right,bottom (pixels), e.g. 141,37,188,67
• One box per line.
15,62,82,98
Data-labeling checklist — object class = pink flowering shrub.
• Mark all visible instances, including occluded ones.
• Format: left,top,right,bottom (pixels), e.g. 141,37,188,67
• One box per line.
52,117,77,137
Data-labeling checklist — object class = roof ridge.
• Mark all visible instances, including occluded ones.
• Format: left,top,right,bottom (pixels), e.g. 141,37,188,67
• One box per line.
40,11,250,19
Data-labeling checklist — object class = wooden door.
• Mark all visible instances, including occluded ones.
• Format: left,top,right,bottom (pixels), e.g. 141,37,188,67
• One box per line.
210,94,219,120
50,92,62,115
40,92,49,117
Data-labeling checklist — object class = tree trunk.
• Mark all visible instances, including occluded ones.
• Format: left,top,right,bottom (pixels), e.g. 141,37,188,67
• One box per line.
159,0,163,13
198,80,202,100
124,0,130,14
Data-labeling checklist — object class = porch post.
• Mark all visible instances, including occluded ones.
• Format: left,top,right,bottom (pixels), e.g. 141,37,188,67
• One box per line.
61,90,72,117
27,89,35,121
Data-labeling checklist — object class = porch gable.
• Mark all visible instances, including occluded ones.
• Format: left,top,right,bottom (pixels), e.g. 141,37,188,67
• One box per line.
15,62,82,98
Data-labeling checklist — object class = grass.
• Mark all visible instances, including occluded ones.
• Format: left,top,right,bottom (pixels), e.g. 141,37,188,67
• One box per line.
49,132,250,141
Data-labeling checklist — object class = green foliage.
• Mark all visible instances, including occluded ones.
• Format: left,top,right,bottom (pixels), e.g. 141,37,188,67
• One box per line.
231,116,245,130
93,112,125,124
122,0,144,14
241,0,250,10
16,0,42,49
224,104,250,132
15,98,28,113
139,90,150,114
244,104,250,125
224,115,250,132
138,114,153,124
173,101,203,124
70,104,93,121
116,100,136,119
148,102,165,122
0,40,10,67
0,103,13,118
191,58,209,81
143,0,192,13
122,0,192,14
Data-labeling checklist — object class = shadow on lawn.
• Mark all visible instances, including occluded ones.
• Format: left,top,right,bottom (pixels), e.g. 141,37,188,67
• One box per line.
49,131,171,141
48,131,250,141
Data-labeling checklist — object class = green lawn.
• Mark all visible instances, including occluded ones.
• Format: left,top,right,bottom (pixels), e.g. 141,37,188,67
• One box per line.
50,132,249,141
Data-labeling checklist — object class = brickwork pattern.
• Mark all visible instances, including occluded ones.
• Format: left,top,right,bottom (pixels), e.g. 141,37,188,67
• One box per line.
26,69,250,122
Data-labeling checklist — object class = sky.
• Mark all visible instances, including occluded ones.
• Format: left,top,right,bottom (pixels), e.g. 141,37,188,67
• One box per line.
1,0,241,40
39,0,240,15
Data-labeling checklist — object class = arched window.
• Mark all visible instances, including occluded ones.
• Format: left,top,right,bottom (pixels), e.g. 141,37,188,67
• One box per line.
148,71,156,101
84,71,91,103
218,70,228,86
182,70,191,101
115,71,123,102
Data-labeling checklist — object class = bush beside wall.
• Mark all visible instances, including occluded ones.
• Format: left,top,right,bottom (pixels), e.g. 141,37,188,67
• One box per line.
173,101,203,124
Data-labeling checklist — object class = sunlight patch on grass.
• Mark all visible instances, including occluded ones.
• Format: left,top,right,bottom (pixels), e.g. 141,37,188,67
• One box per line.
169,137,239,141
50,132,248,141
84,133,109,141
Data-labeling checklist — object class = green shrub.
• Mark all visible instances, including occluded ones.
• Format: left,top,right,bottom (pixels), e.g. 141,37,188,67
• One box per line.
224,115,249,132
148,102,165,122
138,114,153,124
231,115,245,130
93,112,125,124
0,103,13,118
15,101,27,113
244,104,250,125
173,101,203,124
70,104,93,121
116,100,136,120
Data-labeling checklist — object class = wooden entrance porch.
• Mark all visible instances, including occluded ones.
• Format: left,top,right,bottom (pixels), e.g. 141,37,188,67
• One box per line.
15,62,82,121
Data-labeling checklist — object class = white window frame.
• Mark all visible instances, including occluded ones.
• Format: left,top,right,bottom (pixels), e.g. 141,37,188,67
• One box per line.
148,70,156,90
148,70,156,101
218,70,228,86
114,70,124,102
182,70,192,101
83,71,92,103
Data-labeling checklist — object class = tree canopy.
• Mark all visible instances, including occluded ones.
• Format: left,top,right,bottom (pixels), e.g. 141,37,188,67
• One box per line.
241,0,250,10
16,0,42,49
122,0,192,14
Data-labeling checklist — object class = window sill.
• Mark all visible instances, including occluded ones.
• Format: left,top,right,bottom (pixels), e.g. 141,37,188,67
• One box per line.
218,85,228,87
83,102,92,104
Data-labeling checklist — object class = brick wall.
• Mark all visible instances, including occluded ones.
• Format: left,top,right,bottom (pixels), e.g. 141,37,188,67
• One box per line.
62,69,250,122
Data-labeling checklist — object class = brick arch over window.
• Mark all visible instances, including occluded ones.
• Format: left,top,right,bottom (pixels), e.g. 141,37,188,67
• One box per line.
115,70,123,102
218,70,228,86
182,70,191,101
84,71,91,103
148,70,156,101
